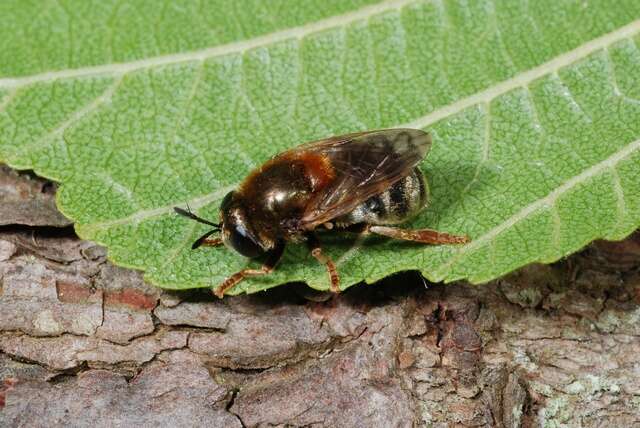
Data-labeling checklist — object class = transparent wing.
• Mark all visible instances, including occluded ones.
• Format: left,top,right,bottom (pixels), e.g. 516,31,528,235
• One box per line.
294,128,431,228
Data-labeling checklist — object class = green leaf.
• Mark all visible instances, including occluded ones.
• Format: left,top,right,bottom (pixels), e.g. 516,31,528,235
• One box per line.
1,0,639,294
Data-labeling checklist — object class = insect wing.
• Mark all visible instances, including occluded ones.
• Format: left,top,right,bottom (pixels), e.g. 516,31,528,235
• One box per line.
298,128,431,228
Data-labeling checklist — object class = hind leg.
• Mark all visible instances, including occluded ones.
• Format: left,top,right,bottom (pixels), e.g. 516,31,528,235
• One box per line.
367,225,469,245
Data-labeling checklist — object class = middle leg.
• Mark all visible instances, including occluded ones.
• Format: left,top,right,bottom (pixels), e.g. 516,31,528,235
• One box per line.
306,233,340,293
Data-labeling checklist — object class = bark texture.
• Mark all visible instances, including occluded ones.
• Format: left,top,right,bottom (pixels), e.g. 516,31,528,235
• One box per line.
0,167,639,427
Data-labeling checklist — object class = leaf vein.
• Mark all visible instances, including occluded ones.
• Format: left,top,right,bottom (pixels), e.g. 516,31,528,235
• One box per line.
0,0,418,89
79,183,235,234
550,205,562,256
432,138,640,280
605,46,640,104
164,60,220,187
0,87,20,114
402,19,640,129
461,102,491,195
18,75,124,157
610,166,627,227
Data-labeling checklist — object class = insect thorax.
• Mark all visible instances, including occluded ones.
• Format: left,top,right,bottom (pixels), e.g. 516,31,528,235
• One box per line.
335,167,428,227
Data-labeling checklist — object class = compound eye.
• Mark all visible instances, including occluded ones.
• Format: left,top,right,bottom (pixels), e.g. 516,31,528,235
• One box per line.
229,224,263,258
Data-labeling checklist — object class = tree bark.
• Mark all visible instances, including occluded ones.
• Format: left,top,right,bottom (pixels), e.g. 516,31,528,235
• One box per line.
0,166,638,427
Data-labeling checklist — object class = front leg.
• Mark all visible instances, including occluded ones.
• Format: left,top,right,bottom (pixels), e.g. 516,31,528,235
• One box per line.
192,231,223,249
199,237,223,247
214,242,285,298
306,233,340,293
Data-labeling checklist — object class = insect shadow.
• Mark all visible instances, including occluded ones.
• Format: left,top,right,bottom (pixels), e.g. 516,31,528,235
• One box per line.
426,158,500,211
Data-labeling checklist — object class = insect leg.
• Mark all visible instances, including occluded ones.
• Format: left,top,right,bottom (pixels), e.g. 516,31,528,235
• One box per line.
305,233,340,293
192,229,223,249
213,242,285,298
368,225,470,245
200,238,223,247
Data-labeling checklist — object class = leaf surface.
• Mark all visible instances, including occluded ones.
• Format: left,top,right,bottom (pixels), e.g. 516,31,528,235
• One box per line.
1,0,639,293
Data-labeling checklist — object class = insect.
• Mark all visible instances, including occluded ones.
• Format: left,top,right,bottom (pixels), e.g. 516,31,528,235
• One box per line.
175,128,469,298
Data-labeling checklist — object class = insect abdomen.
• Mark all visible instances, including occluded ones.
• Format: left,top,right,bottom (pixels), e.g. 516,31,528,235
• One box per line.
335,167,428,227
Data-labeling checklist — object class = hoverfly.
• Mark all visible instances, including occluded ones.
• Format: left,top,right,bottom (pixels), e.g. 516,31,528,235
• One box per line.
175,129,469,298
